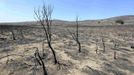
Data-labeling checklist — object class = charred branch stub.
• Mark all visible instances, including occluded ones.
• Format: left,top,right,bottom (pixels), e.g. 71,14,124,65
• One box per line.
114,51,117,59
11,30,16,40
95,37,99,54
34,48,48,75
112,39,118,59
68,16,81,53
102,37,105,53
34,3,58,64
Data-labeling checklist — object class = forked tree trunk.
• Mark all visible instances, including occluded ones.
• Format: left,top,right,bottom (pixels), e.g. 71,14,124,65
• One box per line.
37,53,48,75
35,50,48,75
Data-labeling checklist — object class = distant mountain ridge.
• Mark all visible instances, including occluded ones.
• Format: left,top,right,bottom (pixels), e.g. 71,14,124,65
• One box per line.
106,15,134,20
1,15,134,26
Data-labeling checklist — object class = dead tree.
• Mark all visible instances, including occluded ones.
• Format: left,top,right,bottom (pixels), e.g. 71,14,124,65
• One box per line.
34,3,58,64
34,48,48,75
68,16,81,53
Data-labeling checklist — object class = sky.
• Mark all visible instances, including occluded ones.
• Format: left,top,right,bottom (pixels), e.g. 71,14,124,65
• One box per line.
0,0,134,22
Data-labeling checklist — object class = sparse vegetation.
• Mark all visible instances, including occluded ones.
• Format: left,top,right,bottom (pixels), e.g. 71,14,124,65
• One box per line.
0,2,134,75
115,19,124,25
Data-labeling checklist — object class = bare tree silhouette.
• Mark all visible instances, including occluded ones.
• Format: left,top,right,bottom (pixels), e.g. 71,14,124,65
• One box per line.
34,3,58,64
68,16,81,53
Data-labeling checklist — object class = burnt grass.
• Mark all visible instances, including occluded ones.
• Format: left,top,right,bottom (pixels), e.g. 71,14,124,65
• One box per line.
0,24,134,75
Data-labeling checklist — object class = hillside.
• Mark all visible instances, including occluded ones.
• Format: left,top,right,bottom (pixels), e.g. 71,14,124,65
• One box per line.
0,15,134,26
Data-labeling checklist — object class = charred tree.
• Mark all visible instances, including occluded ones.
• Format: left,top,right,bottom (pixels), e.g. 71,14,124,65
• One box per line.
68,16,81,53
34,3,58,64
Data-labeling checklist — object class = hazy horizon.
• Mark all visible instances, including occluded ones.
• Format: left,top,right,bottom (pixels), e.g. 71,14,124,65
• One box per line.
0,0,134,22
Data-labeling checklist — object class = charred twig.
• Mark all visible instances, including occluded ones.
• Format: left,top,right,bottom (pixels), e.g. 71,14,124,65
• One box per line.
114,51,117,59
57,61,70,70
0,54,24,60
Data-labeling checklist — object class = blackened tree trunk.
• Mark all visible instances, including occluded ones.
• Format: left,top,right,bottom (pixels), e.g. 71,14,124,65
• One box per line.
35,49,48,75
77,41,81,53
48,42,58,64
